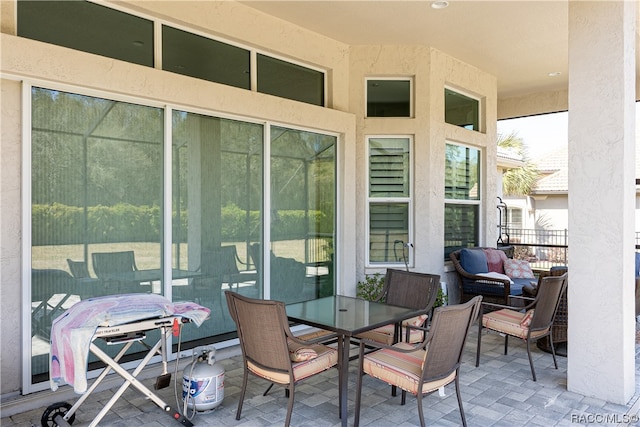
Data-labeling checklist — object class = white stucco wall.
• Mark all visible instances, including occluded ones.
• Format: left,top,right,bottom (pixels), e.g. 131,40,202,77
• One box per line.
0,78,23,397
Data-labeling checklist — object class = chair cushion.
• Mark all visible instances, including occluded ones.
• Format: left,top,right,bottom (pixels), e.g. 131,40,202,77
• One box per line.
357,315,428,345
248,343,338,384
483,249,508,274
482,309,546,340
460,248,488,274
504,259,535,279
363,342,456,395
520,309,535,327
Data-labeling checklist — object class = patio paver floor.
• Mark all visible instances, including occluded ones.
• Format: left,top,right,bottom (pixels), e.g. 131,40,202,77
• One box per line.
2,323,639,426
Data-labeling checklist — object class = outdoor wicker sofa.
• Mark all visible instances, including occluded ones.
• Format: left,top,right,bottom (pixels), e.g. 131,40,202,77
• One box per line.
449,246,533,305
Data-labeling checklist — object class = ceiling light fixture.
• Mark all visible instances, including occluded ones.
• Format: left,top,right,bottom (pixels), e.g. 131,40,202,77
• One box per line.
548,71,562,77
431,1,449,9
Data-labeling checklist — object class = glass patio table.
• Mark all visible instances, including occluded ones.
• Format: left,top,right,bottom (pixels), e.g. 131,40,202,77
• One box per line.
286,295,428,426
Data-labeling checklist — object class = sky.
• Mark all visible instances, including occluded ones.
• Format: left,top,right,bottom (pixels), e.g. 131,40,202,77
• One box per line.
497,111,568,160
497,105,640,161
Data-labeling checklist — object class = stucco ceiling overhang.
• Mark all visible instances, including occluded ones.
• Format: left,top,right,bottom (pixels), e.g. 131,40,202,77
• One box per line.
240,0,640,118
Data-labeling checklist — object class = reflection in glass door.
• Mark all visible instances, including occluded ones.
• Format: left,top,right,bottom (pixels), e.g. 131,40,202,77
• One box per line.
172,111,263,341
270,126,336,303
30,87,163,383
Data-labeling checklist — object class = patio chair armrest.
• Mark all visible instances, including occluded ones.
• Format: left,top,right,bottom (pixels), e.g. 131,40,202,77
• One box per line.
293,329,339,344
405,323,429,333
508,294,535,303
481,299,534,313
358,336,427,353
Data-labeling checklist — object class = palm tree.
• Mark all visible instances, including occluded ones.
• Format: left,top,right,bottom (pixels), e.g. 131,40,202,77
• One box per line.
498,131,539,196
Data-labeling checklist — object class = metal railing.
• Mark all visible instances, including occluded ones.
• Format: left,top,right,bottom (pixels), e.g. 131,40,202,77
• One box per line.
502,228,568,271
503,229,640,271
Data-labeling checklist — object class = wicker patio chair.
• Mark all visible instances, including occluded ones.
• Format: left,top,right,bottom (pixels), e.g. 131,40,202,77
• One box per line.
224,291,338,427
357,269,440,346
476,273,568,381
523,266,568,352
354,296,482,427
449,247,523,305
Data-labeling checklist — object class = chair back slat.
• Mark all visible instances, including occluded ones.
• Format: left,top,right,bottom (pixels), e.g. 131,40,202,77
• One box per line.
225,291,292,373
422,296,481,383
383,269,440,311
92,251,137,278
67,259,91,279
529,273,568,332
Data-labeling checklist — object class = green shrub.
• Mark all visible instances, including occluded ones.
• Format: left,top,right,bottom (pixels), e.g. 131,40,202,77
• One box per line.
356,273,385,302
32,202,326,246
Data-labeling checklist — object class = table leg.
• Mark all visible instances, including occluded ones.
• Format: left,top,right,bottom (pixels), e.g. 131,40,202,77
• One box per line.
339,334,349,427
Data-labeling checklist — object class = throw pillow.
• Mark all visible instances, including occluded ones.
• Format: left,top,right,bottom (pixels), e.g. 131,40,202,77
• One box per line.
287,339,318,362
483,248,508,274
520,309,535,327
504,259,535,279
460,248,488,274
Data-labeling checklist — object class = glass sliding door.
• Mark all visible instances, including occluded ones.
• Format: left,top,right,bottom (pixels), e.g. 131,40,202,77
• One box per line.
172,111,263,340
27,86,337,388
30,88,163,383
269,126,336,303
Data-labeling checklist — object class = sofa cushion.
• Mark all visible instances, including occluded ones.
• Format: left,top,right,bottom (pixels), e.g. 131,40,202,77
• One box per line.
483,248,508,274
460,248,488,274
504,259,535,279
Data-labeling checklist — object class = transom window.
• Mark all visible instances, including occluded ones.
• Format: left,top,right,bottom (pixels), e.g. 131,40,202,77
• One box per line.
18,1,325,106
445,88,480,131
366,78,412,118
17,0,154,67
444,142,481,258
367,137,412,265
162,25,251,89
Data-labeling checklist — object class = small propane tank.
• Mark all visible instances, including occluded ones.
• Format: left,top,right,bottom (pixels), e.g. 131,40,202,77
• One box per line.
182,347,225,412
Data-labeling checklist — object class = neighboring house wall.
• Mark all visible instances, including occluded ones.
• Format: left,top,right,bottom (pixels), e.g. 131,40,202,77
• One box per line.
505,144,640,234
0,0,498,396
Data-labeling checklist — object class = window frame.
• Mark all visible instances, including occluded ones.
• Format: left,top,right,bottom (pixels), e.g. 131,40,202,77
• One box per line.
507,206,523,229
444,141,482,259
444,86,482,132
365,77,414,118
365,135,414,267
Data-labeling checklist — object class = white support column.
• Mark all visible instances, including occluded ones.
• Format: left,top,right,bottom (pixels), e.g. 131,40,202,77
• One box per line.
567,0,636,404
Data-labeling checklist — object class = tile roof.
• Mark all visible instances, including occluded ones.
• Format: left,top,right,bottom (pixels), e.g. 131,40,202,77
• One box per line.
531,145,640,194
531,147,568,194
